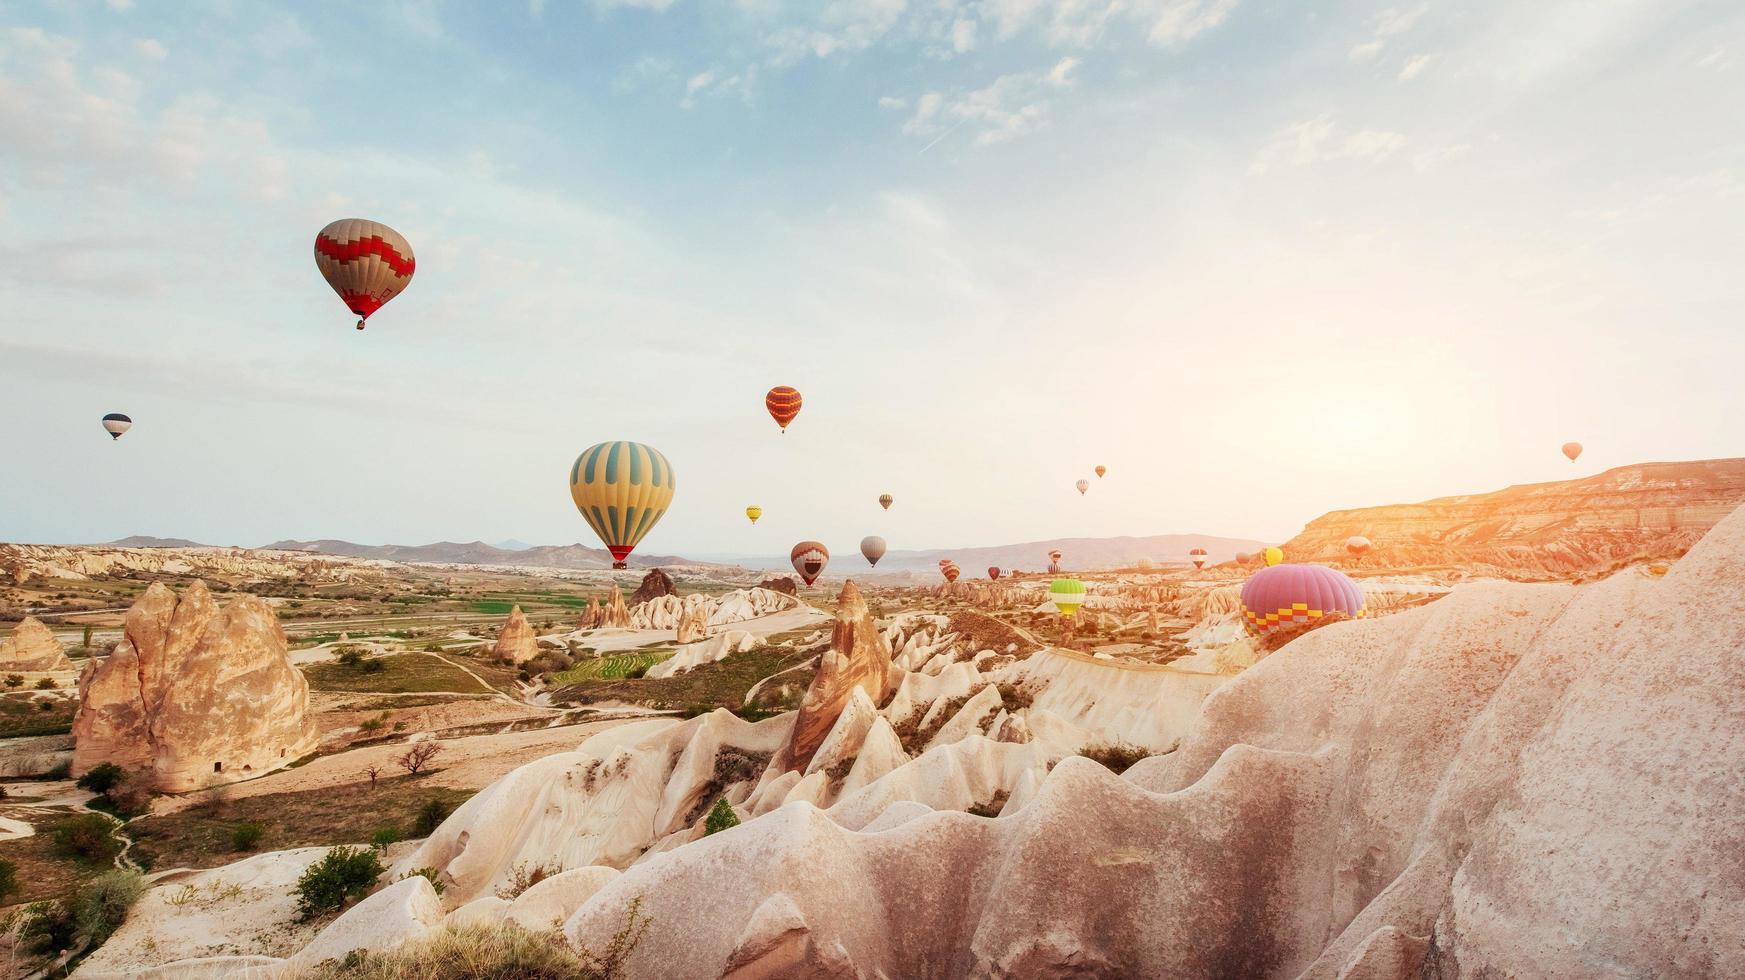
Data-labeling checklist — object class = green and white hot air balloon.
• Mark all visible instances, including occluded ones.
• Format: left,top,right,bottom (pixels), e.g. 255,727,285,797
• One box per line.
1049,577,1087,618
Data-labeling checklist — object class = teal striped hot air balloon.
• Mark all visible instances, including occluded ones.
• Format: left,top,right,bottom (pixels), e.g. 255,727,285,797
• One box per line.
568,441,675,569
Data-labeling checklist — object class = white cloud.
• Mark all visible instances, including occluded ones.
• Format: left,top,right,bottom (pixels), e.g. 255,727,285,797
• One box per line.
133,38,168,61
1249,113,1407,175
1348,40,1383,62
878,95,907,110
1045,56,1080,85
679,64,758,109
1398,53,1433,80
951,17,977,53
901,61,1079,147
1139,0,1239,46
1696,46,1728,69
106,0,134,11
613,55,675,93
978,0,1235,49
529,0,546,15
1349,4,1427,62
593,0,679,10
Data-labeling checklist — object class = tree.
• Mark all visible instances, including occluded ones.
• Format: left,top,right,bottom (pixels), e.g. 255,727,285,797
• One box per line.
704,797,740,836
362,764,382,789
397,741,442,776
294,847,385,920
76,762,126,796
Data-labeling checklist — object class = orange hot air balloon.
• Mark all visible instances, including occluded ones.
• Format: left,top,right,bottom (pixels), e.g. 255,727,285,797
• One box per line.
1346,535,1372,556
314,219,415,330
1095,465,1106,478
765,387,802,432
878,493,893,510
790,540,829,585
1562,442,1583,462
941,563,960,583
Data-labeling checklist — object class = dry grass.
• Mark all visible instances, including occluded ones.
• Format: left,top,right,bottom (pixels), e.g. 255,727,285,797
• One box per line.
303,654,512,696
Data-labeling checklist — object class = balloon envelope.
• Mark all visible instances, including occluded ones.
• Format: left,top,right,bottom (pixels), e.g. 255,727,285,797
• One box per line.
878,493,893,510
1189,547,1209,570
765,387,802,431
790,540,829,585
568,441,675,569
101,413,132,440
1075,479,1090,495
942,563,960,583
860,536,886,566
1562,442,1583,461
1095,465,1106,478
745,506,762,525
1239,564,1365,636
1049,577,1087,617
1264,546,1284,566
314,219,414,329
987,566,1001,580
1346,535,1371,555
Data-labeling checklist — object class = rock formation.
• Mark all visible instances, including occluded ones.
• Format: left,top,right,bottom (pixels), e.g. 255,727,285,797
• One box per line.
601,586,630,629
674,604,709,644
0,616,73,671
491,605,540,663
1283,457,1745,577
71,581,318,792
577,597,602,630
645,630,762,679
786,581,893,770
758,575,798,597
629,568,677,605
627,588,798,631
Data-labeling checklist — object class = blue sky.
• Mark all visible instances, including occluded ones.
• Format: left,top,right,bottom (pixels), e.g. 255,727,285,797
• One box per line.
2,0,1742,557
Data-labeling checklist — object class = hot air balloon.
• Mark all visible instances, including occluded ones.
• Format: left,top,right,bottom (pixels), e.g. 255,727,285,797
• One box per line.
1049,578,1087,617
1076,479,1090,495
314,219,415,330
860,536,886,567
1048,549,1063,563
1189,547,1208,570
987,566,1001,580
1562,442,1583,462
791,541,829,585
1264,546,1284,566
1235,552,1252,563
942,563,961,583
568,441,674,569
1095,465,1106,478
765,386,802,433
745,506,762,525
1346,535,1371,556
1239,563,1365,636
101,414,132,441
878,494,893,510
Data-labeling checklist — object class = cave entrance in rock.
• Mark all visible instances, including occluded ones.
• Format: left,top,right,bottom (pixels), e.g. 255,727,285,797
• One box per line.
214,761,223,773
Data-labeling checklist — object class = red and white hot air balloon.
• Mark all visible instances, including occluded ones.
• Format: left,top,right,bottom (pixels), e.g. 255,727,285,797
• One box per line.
1346,535,1372,556
314,219,415,330
1189,547,1208,570
941,562,960,583
790,540,829,586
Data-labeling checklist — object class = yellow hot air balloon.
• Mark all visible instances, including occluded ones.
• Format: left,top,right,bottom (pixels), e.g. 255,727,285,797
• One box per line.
568,441,675,569
745,505,763,525
1264,546,1284,566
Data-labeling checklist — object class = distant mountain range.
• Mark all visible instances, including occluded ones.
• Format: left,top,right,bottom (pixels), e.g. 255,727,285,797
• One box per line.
870,534,1267,573
256,539,712,570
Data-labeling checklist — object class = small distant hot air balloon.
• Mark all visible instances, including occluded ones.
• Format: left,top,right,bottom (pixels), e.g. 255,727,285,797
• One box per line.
1346,535,1372,556
1235,552,1252,563
745,506,762,525
1189,547,1208,570
765,387,802,433
791,540,829,585
101,414,132,441
1562,442,1583,462
1239,563,1365,636
860,536,886,567
314,219,415,330
988,566,1001,580
568,441,674,569
1049,578,1087,617
1264,546,1284,567
1076,479,1090,495
1048,549,1063,563
878,494,893,510
941,563,960,583
1095,465,1106,478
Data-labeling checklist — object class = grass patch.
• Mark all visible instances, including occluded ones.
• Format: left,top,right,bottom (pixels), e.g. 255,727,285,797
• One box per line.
0,816,111,905
552,653,664,685
0,694,76,738
129,777,477,872
553,644,816,714
303,654,505,696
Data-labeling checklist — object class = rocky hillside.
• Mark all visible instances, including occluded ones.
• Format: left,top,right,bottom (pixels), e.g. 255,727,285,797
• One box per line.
261,538,716,570
1280,457,1745,578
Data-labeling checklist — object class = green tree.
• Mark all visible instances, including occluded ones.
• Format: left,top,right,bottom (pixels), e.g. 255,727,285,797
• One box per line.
704,798,739,836
294,846,385,920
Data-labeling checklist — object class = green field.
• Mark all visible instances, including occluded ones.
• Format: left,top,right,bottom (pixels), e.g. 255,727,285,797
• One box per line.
303,653,512,695
552,652,665,684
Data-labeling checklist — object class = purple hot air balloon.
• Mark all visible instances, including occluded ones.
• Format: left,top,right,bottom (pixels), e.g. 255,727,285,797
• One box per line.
1239,563,1365,636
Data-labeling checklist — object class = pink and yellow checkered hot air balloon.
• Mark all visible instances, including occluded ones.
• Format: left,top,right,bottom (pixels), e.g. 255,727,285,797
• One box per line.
1239,563,1365,637
314,219,415,330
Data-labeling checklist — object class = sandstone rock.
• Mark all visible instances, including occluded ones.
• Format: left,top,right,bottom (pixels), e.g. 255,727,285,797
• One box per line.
0,616,73,671
675,604,709,644
627,589,797,631
758,576,798,597
286,874,442,971
629,568,677,605
443,896,509,929
71,581,318,793
601,585,630,629
786,581,892,771
490,605,541,664
507,866,619,932
644,630,761,679
577,597,602,630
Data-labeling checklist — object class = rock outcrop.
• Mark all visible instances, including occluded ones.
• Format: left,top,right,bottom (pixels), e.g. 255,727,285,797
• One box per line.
786,581,893,770
627,588,797,632
645,630,762,679
1283,457,1745,577
577,598,602,630
71,581,318,792
490,606,540,663
0,616,73,671
601,586,630,628
758,576,798,597
629,568,676,605
674,604,709,644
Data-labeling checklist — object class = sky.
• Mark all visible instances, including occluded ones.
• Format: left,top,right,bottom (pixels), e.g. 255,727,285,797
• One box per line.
2,0,1742,558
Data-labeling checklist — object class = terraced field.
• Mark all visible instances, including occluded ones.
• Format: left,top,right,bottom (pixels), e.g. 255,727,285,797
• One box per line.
552,651,666,684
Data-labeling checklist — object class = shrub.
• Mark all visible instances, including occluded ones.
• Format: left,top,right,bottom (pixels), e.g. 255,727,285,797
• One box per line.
358,717,385,733
371,826,404,848
360,658,387,674
231,822,265,851
0,858,17,903
20,901,77,955
413,798,452,837
495,861,562,900
4,674,22,688
1077,741,1155,775
400,867,445,896
704,798,739,836
300,922,601,979
335,647,366,668
36,700,54,712
35,678,55,690
73,870,147,945
76,762,126,796
294,846,385,919
53,813,120,864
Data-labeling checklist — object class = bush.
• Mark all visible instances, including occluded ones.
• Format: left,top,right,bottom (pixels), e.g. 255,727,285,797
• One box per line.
400,867,445,896
76,762,126,796
371,826,404,848
413,798,452,837
231,822,265,851
1077,741,1156,775
35,678,55,690
53,813,120,864
335,647,366,668
704,798,739,836
495,861,562,900
4,673,22,688
300,922,596,979
20,901,77,955
360,658,387,674
294,846,385,919
0,858,17,903
73,870,147,945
